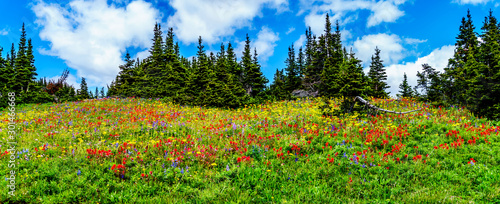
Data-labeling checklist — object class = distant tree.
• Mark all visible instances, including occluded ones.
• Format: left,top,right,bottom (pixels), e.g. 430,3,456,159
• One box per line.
100,87,105,98
398,73,413,98
78,77,90,100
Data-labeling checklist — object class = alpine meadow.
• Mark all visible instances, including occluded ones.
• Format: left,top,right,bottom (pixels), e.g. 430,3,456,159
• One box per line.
1,1,500,203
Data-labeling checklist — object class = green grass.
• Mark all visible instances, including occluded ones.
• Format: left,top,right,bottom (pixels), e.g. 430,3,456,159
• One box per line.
0,97,499,203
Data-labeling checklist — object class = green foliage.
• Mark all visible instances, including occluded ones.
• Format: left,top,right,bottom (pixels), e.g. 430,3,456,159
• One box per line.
398,73,413,98
269,69,288,101
78,77,90,100
367,47,389,98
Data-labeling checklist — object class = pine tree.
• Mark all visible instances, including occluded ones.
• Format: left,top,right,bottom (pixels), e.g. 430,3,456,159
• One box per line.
367,47,389,98
444,9,479,106
240,34,268,98
339,50,368,113
398,73,413,98
320,18,344,99
78,77,90,100
100,87,105,98
284,45,300,97
14,23,32,93
270,69,287,100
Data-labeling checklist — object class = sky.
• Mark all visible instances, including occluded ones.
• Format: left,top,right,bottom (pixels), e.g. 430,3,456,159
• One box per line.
0,0,499,97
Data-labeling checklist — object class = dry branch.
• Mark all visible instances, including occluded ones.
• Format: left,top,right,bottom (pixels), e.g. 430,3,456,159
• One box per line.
355,96,421,114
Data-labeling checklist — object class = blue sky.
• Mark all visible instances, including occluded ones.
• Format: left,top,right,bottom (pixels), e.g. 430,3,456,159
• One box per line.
0,0,499,96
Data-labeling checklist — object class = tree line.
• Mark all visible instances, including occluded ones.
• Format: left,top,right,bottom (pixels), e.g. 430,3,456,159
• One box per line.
1,10,500,120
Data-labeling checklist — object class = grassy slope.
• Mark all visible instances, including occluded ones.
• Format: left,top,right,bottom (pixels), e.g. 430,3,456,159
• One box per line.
0,97,499,203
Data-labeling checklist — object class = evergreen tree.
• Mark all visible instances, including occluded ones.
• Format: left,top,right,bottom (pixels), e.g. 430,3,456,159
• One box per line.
269,69,287,100
284,45,300,96
14,23,32,93
367,47,389,98
444,9,479,106
78,77,90,100
398,73,413,98
100,87,105,98
338,50,368,113
320,18,344,99
240,34,268,97
415,64,442,102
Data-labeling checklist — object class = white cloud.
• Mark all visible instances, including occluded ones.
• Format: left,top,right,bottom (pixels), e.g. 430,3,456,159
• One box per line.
134,49,150,62
294,34,306,49
234,26,279,65
301,0,408,35
367,0,405,27
385,45,455,97
253,27,280,62
404,38,427,44
0,28,8,36
452,0,491,5
32,0,160,88
352,33,405,66
167,0,288,45
286,27,295,35
341,29,353,42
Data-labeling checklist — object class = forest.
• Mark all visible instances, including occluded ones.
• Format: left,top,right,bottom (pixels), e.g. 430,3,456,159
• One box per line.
1,10,500,120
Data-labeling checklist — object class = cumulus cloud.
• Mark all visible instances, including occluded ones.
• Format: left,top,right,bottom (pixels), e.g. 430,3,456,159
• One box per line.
404,38,427,44
167,0,288,45
300,0,407,35
235,26,280,64
352,33,405,66
452,0,491,5
32,0,160,88
294,34,306,49
367,0,405,27
0,28,8,36
385,45,455,97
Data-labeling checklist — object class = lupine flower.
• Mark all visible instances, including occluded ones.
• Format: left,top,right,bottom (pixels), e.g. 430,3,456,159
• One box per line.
77,169,81,176
226,164,230,171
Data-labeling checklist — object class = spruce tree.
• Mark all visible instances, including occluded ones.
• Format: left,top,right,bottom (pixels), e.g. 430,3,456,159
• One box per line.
100,87,105,98
78,77,90,100
284,45,300,97
14,23,32,93
367,47,389,98
270,69,287,100
241,34,268,98
398,73,413,98
444,9,479,106
339,51,368,113
320,18,344,99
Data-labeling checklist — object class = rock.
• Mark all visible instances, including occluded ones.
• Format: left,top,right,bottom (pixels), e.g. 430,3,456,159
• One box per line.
292,89,317,98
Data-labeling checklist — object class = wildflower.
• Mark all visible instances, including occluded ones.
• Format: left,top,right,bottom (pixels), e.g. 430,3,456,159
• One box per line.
226,164,230,171
77,169,81,176
180,168,184,174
